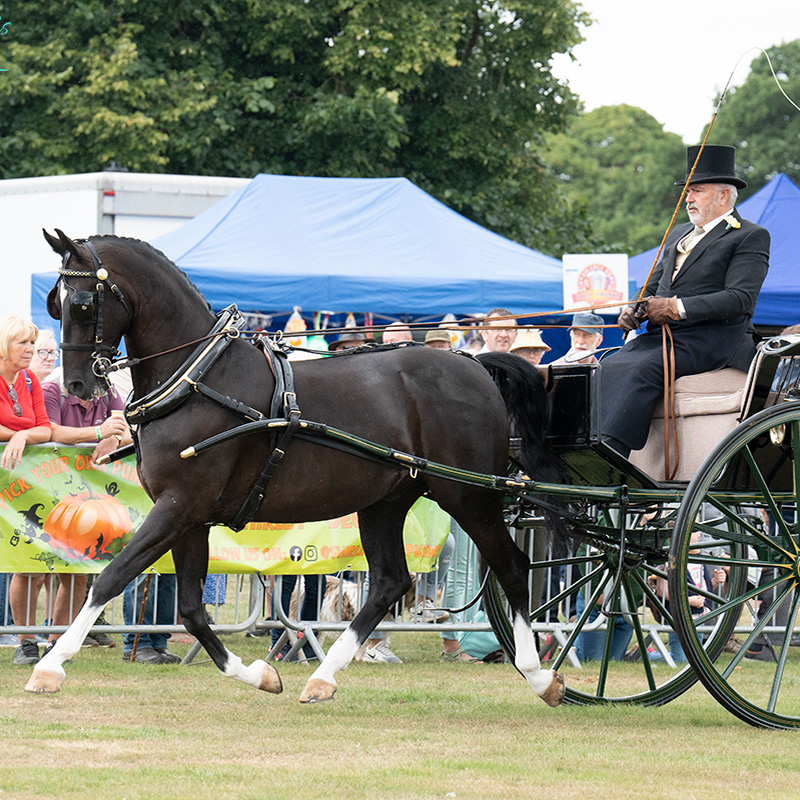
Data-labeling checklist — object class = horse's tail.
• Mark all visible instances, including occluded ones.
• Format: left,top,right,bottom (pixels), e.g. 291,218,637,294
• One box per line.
476,352,569,543
475,352,559,481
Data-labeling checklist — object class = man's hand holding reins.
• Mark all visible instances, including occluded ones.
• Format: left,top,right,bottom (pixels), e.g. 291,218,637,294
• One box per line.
644,297,681,326
617,305,640,333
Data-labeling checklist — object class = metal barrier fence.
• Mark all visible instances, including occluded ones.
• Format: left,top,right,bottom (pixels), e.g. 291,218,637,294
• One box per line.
0,572,263,657
2,518,796,666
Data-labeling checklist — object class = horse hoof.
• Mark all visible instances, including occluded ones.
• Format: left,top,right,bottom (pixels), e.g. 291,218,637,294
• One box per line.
299,677,337,704
539,670,565,707
24,668,64,694
258,661,283,694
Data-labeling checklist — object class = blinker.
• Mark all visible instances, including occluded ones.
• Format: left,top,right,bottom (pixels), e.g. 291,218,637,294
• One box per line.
46,285,61,320
70,290,98,324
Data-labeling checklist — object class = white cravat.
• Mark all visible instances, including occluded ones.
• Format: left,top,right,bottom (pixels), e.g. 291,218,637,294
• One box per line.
673,225,705,276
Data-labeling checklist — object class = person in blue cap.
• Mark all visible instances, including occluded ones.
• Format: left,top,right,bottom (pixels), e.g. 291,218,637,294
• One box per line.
598,145,769,458
550,312,605,366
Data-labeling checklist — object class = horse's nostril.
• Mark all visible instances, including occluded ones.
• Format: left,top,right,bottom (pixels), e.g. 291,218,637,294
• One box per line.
66,380,87,400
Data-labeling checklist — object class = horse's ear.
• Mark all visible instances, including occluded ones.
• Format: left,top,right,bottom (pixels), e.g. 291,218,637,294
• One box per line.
56,228,84,260
43,228,83,261
43,228,64,255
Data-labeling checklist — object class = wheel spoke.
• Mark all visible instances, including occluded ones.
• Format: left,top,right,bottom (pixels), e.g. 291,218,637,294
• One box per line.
719,580,795,679
742,444,797,553
594,611,617,697
692,575,784,628
622,575,658,691
706,495,794,560
550,566,611,673
631,567,676,629
767,590,800,712
531,559,603,629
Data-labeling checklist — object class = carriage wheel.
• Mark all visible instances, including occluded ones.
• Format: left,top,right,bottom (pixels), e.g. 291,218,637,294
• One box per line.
670,403,800,730
483,512,745,706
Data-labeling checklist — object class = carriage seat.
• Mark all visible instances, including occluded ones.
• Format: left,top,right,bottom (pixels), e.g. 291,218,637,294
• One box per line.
627,368,748,482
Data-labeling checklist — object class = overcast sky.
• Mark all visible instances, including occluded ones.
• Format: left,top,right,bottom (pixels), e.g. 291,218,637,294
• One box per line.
551,0,800,142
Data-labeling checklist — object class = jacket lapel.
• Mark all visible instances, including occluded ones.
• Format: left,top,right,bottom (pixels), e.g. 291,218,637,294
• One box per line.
670,212,737,286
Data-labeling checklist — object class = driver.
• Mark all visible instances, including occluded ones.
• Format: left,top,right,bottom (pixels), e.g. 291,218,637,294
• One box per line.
598,145,769,458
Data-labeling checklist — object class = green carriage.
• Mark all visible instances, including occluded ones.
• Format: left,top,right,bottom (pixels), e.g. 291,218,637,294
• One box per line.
484,333,800,729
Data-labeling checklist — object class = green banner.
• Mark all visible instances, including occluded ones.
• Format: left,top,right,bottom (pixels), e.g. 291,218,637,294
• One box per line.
0,445,449,575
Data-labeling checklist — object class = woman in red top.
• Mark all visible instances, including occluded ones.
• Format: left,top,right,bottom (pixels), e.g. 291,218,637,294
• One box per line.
0,315,51,468
0,316,52,665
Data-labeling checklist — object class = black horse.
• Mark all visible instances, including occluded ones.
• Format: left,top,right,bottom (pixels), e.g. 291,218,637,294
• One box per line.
27,229,565,707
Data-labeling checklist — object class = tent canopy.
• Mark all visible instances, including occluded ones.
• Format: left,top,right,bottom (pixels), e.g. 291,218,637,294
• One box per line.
149,174,562,316
32,174,563,328
96,175,555,313
629,173,800,327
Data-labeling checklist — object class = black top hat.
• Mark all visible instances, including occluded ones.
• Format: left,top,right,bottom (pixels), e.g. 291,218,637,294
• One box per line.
675,145,746,189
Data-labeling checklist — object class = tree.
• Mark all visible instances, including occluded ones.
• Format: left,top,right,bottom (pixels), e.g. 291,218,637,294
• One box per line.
708,40,800,196
543,105,686,254
0,0,595,254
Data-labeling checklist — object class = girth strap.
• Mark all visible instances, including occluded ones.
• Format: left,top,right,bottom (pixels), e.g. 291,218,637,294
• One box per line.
228,341,301,531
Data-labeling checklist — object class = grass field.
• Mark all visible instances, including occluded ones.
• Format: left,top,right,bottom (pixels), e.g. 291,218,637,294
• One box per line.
2,631,800,800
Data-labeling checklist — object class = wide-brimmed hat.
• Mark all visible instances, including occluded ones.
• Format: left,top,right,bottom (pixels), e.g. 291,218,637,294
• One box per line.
675,145,747,189
510,328,550,353
424,329,451,345
328,330,367,351
570,312,604,334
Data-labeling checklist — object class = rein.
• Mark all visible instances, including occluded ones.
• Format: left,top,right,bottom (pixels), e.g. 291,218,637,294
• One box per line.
106,333,236,374
661,325,679,481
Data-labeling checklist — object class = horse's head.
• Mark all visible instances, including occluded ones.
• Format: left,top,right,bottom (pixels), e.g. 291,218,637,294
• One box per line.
44,229,132,400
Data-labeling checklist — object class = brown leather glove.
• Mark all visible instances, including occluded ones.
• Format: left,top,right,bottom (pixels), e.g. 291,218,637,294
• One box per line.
644,296,681,325
617,305,640,333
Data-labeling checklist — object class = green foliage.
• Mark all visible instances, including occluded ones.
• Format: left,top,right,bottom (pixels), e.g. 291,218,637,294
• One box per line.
544,105,686,254
709,40,800,197
0,0,594,255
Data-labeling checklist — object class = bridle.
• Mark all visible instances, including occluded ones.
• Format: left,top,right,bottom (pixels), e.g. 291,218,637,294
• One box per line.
49,239,133,389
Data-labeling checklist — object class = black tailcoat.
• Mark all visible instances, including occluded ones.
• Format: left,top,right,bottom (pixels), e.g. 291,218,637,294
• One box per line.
599,210,769,451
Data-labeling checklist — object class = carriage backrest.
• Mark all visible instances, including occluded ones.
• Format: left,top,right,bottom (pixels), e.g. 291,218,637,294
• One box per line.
627,368,748,482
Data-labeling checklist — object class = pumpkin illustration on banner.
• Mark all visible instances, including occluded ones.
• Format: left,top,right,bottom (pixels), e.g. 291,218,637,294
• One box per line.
44,483,133,560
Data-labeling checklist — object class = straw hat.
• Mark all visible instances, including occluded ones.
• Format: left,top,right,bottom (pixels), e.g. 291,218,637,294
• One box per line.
510,328,550,353
424,329,451,345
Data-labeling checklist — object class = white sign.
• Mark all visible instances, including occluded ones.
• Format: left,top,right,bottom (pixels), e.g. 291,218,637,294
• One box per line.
562,254,628,316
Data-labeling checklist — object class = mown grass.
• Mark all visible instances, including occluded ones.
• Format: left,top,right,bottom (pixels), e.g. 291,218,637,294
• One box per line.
2,631,799,800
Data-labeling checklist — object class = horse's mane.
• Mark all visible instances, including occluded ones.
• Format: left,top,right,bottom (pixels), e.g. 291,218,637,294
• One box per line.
88,235,212,313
